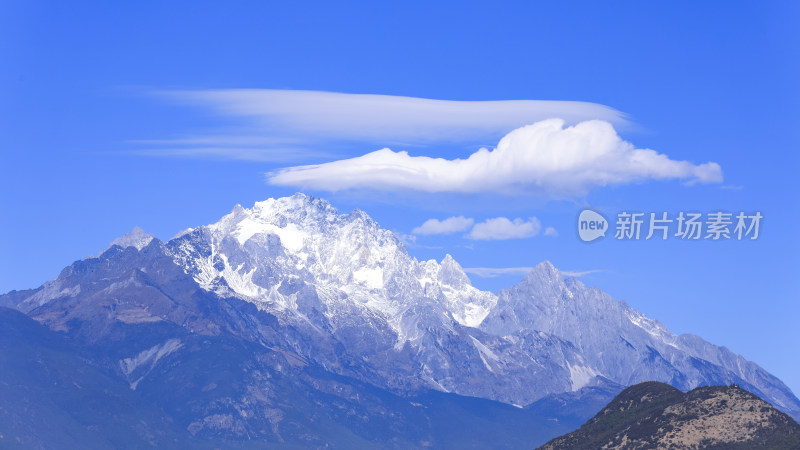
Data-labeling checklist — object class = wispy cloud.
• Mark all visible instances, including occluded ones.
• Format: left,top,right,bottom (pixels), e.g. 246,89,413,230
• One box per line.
392,232,443,249
466,217,542,240
159,89,629,142
463,267,534,277
128,132,338,162
544,227,559,237
463,267,603,278
131,146,336,162
139,89,629,163
413,216,474,235
393,232,416,245
269,119,723,196
561,269,604,278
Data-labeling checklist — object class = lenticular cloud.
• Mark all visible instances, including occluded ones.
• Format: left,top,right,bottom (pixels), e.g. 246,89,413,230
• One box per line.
268,119,722,196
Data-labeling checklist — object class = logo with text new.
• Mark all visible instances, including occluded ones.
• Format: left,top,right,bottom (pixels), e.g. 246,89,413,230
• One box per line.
578,210,608,242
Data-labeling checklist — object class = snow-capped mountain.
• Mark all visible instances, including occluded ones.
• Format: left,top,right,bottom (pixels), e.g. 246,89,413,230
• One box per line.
4,193,799,423
104,226,154,254
481,264,800,414
168,195,494,335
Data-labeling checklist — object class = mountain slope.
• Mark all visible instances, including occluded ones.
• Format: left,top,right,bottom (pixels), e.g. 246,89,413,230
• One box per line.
481,263,800,418
538,381,800,449
0,307,591,449
0,307,190,449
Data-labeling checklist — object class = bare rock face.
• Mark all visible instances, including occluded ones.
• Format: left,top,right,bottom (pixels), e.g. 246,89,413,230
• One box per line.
539,381,800,449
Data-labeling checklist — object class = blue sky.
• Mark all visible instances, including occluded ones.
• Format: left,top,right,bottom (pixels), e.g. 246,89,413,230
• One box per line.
2,1,798,393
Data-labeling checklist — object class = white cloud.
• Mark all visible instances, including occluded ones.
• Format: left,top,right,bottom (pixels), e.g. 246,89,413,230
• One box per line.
467,217,541,240
413,216,474,235
463,267,535,277
130,145,335,162
393,232,416,245
268,119,723,195
140,90,628,162
561,269,604,277
159,89,628,145
544,227,559,237
463,267,602,278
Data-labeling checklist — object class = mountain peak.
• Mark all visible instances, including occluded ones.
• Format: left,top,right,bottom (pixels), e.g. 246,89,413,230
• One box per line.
529,260,560,277
438,254,470,288
104,226,154,254
250,193,338,223
347,208,371,221
441,254,457,265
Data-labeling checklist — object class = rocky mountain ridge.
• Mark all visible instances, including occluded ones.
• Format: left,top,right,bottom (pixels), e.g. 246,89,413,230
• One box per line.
2,193,798,446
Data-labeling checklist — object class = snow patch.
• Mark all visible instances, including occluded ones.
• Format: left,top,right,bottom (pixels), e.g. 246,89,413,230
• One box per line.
24,281,81,307
352,267,384,290
626,309,678,348
120,338,183,390
567,363,598,391
471,336,500,373
102,273,142,293
457,301,491,328
234,217,306,252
